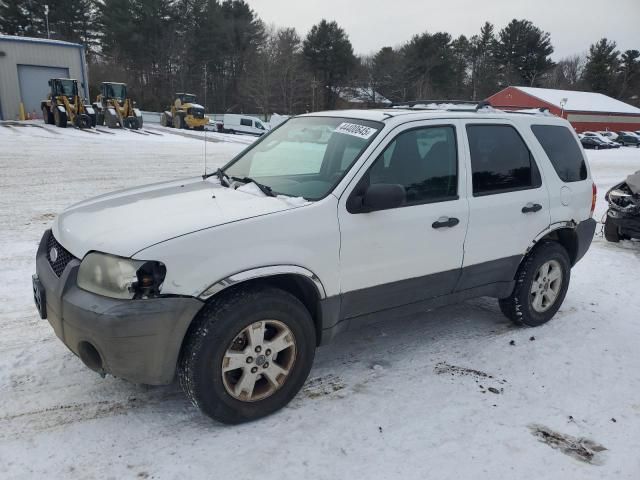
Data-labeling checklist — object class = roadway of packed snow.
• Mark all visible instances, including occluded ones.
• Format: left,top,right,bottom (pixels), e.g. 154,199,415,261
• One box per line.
0,122,639,479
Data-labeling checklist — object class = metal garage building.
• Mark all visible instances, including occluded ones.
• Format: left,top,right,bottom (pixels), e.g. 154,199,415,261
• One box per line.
488,86,640,133
0,34,88,121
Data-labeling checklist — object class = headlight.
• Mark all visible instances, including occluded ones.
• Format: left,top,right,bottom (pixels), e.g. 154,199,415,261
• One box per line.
77,252,166,299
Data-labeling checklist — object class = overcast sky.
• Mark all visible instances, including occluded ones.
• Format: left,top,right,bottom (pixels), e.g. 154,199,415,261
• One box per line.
246,0,639,59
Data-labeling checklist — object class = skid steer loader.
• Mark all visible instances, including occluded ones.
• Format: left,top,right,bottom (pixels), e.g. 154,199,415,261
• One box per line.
93,82,143,129
160,93,208,130
41,78,96,129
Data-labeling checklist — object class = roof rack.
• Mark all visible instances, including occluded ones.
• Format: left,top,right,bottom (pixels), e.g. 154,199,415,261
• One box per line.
390,99,493,111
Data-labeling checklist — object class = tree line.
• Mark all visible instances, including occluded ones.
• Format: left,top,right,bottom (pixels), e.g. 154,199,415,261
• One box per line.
1,0,638,115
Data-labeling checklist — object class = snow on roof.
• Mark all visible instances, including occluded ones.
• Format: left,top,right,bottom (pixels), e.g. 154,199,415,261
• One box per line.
513,86,640,115
339,87,392,105
0,33,82,48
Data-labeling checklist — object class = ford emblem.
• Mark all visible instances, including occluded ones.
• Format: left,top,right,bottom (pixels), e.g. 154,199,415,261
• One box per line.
50,247,58,262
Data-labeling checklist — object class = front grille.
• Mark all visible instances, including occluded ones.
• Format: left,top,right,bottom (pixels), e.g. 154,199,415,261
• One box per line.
191,108,205,119
46,233,75,277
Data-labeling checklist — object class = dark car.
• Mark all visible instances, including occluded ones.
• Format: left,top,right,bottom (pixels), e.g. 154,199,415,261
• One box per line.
616,132,640,147
580,136,611,150
604,173,640,242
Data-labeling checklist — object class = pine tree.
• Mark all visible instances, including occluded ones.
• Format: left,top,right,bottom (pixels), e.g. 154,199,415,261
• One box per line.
371,47,404,102
584,38,619,95
303,19,355,110
495,19,554,87
617,49,639,103
0,0,44,36
400,31,454,99
219,0,265,111
469,22,499,100
451,35,471,99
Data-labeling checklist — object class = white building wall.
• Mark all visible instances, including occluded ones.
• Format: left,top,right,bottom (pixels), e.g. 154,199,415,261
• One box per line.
0,36,88,120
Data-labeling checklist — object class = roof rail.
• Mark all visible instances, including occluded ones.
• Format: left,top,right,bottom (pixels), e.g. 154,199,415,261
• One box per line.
390,99,493,111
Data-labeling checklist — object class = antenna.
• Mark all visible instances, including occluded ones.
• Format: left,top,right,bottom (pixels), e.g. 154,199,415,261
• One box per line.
204,115,208,177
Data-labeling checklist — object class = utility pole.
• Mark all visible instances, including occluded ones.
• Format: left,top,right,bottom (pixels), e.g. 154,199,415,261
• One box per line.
44,5,50,39
311,77,319,112
203,63,208,113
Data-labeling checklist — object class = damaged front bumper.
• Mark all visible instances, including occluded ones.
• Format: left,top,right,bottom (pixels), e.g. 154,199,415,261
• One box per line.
33,230,203,385
606,179,640,239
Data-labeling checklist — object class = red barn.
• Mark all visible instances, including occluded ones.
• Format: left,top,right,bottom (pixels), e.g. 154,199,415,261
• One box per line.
487,86,640,133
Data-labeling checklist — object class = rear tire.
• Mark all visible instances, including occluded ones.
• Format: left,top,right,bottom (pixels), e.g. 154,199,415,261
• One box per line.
42,107,53,124
175,114,183,130
604,216,620,242
499,242,571,327
178,285,316,424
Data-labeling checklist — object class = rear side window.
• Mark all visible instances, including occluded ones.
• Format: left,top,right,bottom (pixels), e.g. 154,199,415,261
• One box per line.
467,124,541,196
240,118,252,127
531,125,587,182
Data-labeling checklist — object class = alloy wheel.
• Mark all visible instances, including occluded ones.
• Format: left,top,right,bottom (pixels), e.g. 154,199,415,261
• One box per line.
221,320,297,402
530,260,563,313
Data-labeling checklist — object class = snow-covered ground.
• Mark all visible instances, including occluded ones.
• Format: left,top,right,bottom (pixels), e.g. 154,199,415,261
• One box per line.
1,123,639,479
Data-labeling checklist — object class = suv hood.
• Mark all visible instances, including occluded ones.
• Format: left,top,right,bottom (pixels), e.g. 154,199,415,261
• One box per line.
53,177,305,259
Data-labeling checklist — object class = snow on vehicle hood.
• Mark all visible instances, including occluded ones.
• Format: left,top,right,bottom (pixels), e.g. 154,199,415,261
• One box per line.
189,103,204,109
53,177,307,259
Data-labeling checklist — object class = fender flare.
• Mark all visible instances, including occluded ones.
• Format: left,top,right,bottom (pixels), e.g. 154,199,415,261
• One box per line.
523,220,596,266
198,265,327,300
526,221,577,255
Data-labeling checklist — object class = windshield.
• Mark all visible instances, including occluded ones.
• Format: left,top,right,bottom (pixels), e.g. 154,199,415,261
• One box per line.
58,80,77,97
105,83,126,100
181,94,196,103
224,116,382,200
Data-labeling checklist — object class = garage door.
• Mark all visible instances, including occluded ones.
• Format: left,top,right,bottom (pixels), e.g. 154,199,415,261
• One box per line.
17,65,70,119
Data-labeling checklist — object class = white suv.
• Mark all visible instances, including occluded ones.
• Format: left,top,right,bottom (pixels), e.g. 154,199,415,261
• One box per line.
32,106,597,423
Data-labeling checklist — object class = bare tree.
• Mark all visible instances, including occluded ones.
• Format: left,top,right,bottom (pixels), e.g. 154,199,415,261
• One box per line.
544,55,585,90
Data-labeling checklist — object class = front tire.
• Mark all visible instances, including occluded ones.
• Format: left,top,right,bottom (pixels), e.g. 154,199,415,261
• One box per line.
178,286,316,424
499,242,571,327
53,108,67,128
604,215,620,242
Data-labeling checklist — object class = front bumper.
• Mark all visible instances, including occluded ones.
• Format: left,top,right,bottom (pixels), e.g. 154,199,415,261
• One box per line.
607,208,640,239
186,115,208,128
34,230,203,385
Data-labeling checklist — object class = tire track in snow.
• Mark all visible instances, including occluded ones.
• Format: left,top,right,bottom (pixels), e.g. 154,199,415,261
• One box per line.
0,389,185,439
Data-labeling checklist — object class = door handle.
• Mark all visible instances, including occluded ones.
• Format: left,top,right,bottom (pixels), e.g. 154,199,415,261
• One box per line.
432,216,460,229
522,203,542,214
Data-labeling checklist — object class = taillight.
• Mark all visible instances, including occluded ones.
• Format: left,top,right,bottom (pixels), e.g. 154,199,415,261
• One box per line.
591,182,597,217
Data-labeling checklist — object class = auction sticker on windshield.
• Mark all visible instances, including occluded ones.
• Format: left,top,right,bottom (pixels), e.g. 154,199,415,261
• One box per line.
334,122,377,139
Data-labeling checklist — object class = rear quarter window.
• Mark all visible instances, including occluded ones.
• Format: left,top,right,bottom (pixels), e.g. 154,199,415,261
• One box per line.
531,125,587,182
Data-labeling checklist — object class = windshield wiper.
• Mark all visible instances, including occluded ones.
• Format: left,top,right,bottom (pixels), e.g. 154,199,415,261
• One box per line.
232,176,276,197
204,167,230,187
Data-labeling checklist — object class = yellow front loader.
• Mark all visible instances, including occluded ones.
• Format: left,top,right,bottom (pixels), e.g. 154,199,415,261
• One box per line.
93,82,143,129
41,78,96,129
160,93,208,130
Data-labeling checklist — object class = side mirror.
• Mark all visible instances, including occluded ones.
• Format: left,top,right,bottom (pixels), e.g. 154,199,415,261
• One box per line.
355,183,406,213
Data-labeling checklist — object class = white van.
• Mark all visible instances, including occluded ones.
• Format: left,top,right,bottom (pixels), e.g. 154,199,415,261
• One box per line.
223,114,269,136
